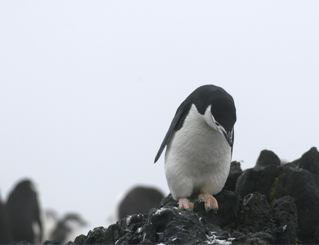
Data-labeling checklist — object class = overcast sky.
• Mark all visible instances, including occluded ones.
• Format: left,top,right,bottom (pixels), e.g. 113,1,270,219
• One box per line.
0,1,319,228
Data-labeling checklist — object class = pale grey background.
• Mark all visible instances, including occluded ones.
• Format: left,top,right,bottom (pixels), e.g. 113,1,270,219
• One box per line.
0,0,318,228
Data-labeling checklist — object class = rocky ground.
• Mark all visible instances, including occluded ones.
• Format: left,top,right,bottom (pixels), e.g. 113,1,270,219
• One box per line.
67,147,319,244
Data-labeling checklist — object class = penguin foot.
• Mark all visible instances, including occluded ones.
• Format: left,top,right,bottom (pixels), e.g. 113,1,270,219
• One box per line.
198,193,218,212
178,198,194,211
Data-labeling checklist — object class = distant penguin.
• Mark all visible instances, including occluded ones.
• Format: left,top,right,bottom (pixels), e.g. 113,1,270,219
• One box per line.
0,192,12,244
6,179,43,243
118,186,164,219
155,85,237,211
50,213,87,243
42,209,58,241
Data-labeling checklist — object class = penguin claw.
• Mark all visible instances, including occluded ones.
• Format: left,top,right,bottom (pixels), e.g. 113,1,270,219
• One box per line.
178,198,194,211
198,193,219,212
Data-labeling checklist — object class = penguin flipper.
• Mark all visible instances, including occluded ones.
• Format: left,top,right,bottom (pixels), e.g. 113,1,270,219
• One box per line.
154,99,191,163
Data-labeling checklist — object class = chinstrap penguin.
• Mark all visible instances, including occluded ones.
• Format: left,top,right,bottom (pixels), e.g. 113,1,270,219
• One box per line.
154,85,236,211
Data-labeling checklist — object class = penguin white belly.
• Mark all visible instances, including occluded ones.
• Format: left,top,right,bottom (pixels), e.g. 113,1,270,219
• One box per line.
165,105,231,200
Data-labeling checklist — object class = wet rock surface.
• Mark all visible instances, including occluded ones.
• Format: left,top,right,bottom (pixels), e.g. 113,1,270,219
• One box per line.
69,147,319,244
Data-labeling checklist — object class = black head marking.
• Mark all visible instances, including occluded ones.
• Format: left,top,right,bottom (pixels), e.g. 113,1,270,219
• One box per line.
189,85,236,133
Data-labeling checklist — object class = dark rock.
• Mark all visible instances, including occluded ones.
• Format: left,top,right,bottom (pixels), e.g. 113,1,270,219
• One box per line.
215,190,240,227
72,192,295,244
234,231,274,245
255,150,281,169
236,148,319,243
224,161,243,191
272,167,319,243
237,193,275,234
199,190,240,227
71,148,319,244
285,147,319,174
160,194,178,208
236,165,282,202
72,199,235,244
295,147,319,176
271,196,298,244
236,150,282,202
161,191,240,228
149,207,210,244
71,235,86,244
73,226,122,244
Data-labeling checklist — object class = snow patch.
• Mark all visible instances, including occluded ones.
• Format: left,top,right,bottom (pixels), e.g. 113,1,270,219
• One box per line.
206,232,233,245
154,207,168,215
126,215,133,226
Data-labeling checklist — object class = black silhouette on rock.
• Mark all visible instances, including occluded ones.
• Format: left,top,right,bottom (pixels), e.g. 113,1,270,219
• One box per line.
236,147,319,244
118,186,164,219
71,191,298,244
6,179,43,243
0,193,12,244
50,213,87,243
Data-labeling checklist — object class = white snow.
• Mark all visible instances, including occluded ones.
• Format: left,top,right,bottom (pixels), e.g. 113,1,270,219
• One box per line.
154,207,168,215
206,232,233,245
126,215,133,226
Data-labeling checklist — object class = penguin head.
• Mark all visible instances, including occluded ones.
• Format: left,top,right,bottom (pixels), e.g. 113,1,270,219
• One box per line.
191,85,237,134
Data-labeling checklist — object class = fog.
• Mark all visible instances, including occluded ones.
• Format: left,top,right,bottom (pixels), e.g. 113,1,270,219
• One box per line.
0,0,318,228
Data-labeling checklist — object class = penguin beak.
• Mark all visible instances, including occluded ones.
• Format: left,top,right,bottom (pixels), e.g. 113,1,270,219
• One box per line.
214,120,227,134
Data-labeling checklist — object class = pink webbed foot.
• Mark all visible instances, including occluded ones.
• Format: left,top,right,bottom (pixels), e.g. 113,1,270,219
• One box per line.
178,198,194,211
198,192,219,212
